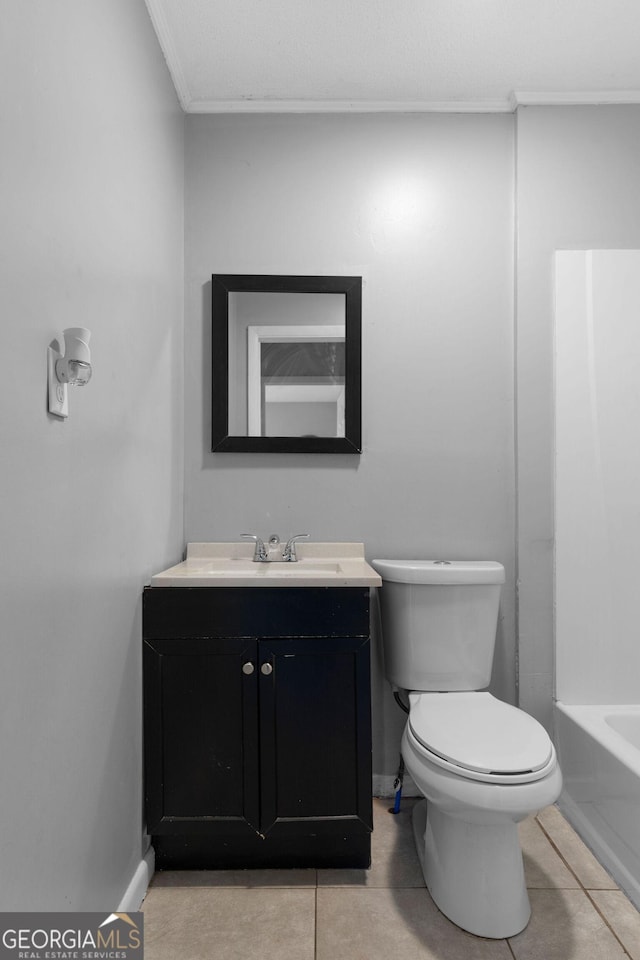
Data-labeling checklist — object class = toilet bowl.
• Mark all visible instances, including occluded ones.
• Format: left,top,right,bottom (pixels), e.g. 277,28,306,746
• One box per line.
372,559,563,939
402,691,562,938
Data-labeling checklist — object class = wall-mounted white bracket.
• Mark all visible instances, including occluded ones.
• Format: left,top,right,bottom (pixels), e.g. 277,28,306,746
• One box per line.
47,344,68,418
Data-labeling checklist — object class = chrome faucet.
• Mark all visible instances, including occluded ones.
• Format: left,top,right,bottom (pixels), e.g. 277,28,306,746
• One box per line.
241,534,268,562
283,534,309,562
241,532,309,562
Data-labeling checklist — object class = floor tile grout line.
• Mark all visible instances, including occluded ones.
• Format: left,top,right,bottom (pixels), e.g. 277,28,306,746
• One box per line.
583,888,634,960
534,813,633,958
314,884,318,960
505,934,518,959
534,812,595,891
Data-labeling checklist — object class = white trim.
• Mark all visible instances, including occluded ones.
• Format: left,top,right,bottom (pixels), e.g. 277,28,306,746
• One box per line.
186,98,513,115
247,324,344,437
176,92,640,115
117,846,155,911
144,0,192,111
511,90,640,109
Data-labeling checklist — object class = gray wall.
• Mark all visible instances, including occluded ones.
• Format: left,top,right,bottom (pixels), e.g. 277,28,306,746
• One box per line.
184,114,516,782
516,105,640,732
0,1,184,909
6,22,634,901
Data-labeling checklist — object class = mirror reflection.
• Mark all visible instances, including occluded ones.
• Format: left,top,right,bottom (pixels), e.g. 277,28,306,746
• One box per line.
228,291,345,438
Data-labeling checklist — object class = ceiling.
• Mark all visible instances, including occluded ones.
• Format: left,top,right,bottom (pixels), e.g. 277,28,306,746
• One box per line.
144,0,640,114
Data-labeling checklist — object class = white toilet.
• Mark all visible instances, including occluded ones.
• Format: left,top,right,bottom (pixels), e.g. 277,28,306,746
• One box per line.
372,559,562,939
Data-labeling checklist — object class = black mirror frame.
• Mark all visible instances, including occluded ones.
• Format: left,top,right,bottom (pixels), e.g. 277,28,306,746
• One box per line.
212,274,362,453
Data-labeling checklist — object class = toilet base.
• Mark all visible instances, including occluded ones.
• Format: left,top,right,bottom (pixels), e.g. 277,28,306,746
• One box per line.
412,799,531,938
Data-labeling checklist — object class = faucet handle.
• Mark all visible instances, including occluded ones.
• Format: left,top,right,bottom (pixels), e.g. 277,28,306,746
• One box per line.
241,533,268,562
283,533,310,562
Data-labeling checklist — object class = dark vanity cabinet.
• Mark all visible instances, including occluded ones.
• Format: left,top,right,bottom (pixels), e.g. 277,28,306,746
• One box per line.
143,586,372,869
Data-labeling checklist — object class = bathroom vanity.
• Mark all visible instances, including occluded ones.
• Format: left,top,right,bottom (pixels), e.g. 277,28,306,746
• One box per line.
143,543,381,869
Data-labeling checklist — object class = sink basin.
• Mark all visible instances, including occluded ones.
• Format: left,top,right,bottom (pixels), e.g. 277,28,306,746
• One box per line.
149,543,382,588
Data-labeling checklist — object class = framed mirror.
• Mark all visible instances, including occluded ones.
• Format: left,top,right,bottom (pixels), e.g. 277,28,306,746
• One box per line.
212,274,362,453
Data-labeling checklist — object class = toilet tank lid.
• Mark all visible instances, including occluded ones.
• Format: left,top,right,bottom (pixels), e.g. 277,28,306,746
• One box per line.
371,559,505,585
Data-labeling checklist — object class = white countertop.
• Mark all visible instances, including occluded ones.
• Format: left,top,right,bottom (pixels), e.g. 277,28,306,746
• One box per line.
149,542,382,588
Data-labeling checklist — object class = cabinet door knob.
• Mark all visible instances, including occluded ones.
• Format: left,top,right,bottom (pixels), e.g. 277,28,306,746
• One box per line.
242,662,255,675
261,662,273,676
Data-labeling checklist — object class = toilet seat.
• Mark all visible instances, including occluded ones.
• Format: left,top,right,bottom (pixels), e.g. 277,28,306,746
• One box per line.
408,691,555,785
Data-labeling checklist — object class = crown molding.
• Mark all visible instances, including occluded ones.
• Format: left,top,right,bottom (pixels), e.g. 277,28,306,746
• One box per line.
144,0,192,111
179,92,640,115
185,98,513,114
511,90,640,109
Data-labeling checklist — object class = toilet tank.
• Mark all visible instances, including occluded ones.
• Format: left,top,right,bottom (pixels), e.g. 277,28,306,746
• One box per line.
372,560,505,692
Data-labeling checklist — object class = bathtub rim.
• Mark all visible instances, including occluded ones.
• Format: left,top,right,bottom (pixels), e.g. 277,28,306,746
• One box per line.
556,702,640,775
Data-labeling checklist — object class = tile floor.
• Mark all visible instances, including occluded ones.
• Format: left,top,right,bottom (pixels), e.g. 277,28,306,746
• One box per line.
142,800,640,959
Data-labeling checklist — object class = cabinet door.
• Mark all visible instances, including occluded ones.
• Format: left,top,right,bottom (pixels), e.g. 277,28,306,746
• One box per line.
144,637,260,835
258,636,372,835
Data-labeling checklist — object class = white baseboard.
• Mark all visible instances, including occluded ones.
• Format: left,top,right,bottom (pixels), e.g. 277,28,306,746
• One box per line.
118,846,155,911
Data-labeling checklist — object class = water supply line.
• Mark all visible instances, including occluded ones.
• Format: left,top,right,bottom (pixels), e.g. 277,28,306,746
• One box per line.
389,755,405,815
389,685,409,814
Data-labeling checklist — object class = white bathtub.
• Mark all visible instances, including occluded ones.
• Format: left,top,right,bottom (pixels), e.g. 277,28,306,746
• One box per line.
555,702,640,908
